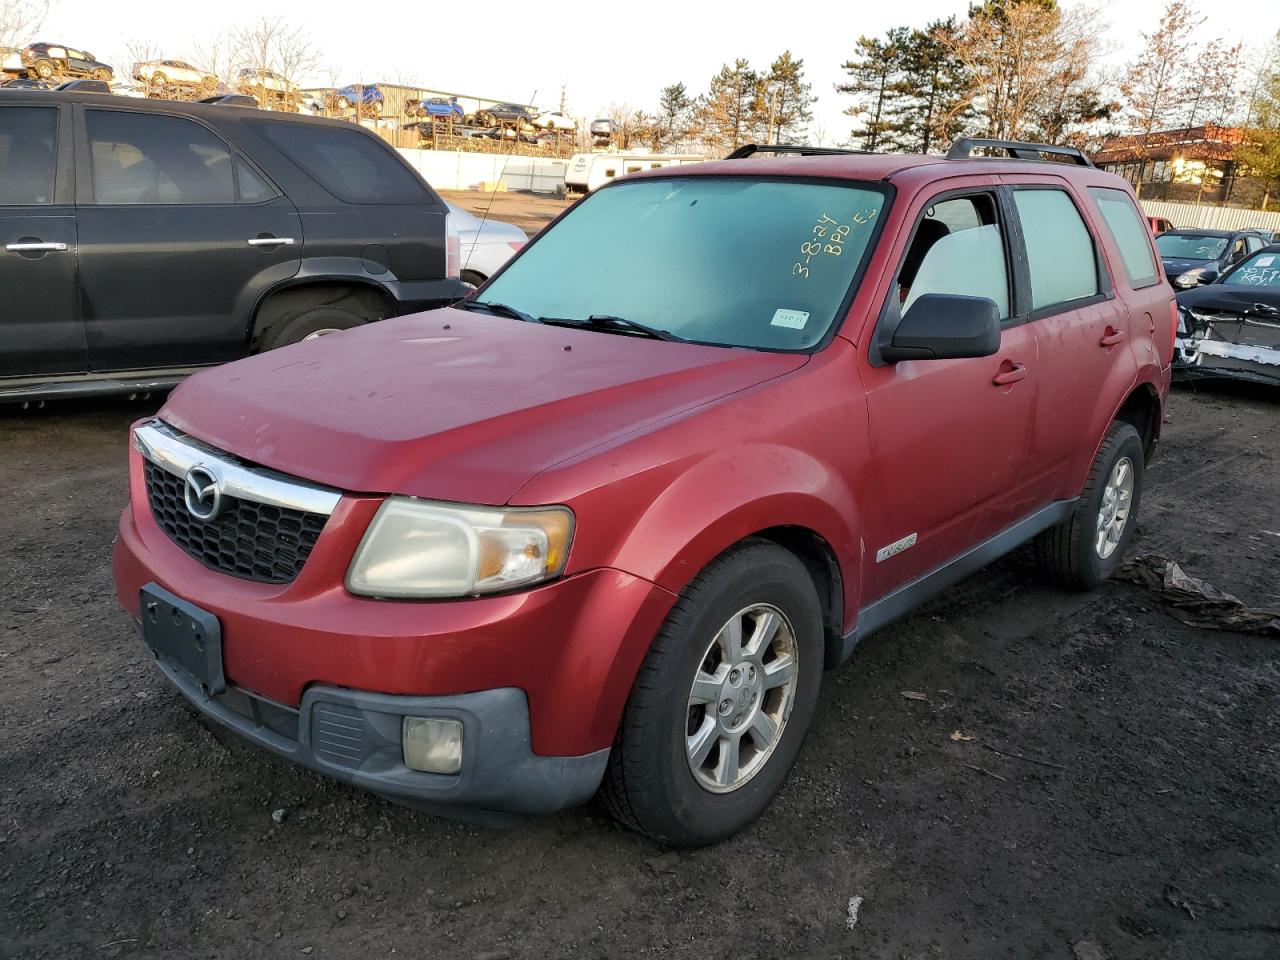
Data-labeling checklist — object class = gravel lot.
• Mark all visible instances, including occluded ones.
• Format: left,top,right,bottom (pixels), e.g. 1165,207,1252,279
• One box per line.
2,194,1278,959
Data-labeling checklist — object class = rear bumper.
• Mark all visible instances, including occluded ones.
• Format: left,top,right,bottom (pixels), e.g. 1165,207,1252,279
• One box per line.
144,644,608,818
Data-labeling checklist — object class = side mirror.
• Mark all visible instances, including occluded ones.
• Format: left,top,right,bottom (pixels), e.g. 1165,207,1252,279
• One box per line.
881,294,1002,363
1198,269,1218,285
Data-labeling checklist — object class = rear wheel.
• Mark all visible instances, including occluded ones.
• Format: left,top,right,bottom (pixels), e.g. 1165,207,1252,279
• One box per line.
259,305,366,351
1035,421,1145,589
34,60,54,79
151,71,166,86
603,540,824,846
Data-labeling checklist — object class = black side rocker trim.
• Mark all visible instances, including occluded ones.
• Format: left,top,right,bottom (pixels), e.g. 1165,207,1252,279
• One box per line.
838,499,1078,661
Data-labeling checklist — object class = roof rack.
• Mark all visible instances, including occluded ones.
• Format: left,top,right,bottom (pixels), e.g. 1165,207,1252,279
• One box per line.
725,143,874,160
198,93,258,108
946,137,1094,167
56,78,111,94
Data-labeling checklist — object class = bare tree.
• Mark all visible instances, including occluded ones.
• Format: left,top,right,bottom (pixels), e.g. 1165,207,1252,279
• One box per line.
1120,1,1205,137
948,0,1111,144
190,30,241,93
0,0,47,51
229,17,318,107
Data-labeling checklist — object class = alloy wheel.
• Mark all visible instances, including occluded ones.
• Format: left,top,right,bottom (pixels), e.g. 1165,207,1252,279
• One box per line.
1096,456,1134,559
686,604,799,794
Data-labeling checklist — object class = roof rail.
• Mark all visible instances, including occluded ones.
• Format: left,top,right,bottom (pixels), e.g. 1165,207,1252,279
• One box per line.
198,93,258,108
56,78,111,94
947,137,1094,167
725,143,874,160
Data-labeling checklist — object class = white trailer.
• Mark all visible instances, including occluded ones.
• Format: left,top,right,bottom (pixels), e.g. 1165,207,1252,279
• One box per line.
564,151,706,196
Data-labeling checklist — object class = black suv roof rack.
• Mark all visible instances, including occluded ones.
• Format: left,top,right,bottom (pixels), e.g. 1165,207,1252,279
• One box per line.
725,143,874,160
947,137,1094,167
56,78,111,94
198,93,258,108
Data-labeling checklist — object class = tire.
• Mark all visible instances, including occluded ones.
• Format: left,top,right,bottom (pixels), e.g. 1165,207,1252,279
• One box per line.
258,305,366,352
603,539,824,847
336,96,350,110
34,60,53,79
1035,421,1145,590
151,72,166,86
93,68,111,81
460,269,486,288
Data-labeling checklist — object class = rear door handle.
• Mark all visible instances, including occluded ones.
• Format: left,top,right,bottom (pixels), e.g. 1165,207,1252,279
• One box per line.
1099,327,1127,346
6,242,68,252
992,362,1027,386
246,237,294,247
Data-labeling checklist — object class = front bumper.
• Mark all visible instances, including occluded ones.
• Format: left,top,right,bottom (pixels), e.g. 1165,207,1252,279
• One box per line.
144,641,608,819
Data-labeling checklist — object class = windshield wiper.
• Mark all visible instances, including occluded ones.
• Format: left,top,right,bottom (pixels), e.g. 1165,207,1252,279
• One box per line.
538,314,685,342
458,299,537,324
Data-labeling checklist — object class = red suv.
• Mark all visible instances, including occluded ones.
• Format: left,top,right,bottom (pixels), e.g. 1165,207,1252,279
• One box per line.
115,139,1174,846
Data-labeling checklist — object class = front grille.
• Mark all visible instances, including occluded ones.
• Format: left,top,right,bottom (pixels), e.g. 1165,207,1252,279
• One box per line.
145,460,328,584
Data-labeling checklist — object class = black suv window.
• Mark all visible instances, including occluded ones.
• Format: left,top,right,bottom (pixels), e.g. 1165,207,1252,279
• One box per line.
0,106,57,205
87,110,235,205
256,120,430,204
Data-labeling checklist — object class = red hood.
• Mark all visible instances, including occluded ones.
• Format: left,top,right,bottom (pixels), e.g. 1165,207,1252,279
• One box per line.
160,308,807,504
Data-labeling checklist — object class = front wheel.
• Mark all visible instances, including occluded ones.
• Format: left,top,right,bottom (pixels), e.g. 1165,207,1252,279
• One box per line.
34,60,54,79
603,539,824,846
1035,421,1145,589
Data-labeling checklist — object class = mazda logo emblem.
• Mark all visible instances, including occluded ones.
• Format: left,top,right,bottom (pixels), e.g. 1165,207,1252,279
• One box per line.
183,465,222,522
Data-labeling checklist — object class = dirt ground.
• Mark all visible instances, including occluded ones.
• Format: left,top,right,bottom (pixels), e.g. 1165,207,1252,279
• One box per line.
440,188,569,237
2,195,1279,959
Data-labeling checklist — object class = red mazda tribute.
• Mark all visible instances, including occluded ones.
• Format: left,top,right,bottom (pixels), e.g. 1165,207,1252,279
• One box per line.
115,139,1174,846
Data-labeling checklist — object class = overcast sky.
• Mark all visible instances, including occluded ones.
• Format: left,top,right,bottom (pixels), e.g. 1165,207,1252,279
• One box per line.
41,0,1280,141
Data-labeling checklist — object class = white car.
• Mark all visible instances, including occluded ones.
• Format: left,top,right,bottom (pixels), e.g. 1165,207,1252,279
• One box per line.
237,68,297,95
134,59,216,90
448,201,528,286
110,81,148,98
1,47,23,76
534,111,576,131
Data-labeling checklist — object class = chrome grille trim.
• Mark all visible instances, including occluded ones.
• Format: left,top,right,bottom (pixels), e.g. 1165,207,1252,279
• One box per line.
133,419,342,516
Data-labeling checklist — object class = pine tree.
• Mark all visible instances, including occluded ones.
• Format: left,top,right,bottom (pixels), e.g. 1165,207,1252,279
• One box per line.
762,51,815,145
889,19,970,153
836,31,907,151
698,59,763,155
656,82,695,150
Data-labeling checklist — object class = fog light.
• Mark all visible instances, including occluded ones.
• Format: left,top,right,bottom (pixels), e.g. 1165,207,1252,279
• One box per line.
402,717,463,774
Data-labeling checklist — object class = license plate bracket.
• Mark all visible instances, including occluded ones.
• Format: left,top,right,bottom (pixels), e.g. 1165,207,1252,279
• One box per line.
140,582,225,697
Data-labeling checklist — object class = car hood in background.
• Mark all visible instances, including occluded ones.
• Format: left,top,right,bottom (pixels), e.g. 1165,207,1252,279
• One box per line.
160,309,807,504
1176,284,1280,314
1161,257,1212,275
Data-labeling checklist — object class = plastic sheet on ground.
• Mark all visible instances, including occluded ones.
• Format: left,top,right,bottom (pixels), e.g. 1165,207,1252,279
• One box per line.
1116,554,1280,636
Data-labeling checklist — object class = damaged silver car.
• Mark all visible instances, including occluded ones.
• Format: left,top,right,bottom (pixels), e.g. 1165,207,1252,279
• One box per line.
1175,244,1280,385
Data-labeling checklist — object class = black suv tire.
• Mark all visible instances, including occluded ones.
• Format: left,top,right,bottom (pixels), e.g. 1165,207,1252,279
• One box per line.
260,305,365,351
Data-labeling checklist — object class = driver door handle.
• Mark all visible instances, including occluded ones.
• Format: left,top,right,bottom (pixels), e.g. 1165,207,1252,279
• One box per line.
246,236,294,247
992,362,1027,386
1099,327,1127,346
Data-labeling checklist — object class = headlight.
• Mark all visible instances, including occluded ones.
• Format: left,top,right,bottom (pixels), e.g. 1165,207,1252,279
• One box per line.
1174,268,1204,288
347,498,574,598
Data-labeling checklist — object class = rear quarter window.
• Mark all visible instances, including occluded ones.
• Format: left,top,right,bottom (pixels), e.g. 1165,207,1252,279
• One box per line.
1088,187,1160,288
255,120,432,204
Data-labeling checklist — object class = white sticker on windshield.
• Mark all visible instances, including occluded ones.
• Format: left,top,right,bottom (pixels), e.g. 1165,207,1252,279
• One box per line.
1257,255,1276,267
771,308,810,329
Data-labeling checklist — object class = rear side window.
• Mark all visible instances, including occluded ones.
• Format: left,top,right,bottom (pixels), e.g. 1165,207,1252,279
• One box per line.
1013,189,1099,310
0,106,57,205
256,121,430,203
87,110,235,205
1089,187,1160,288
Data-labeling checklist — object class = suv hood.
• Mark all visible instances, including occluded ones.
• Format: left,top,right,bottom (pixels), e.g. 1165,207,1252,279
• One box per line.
160,308,807,504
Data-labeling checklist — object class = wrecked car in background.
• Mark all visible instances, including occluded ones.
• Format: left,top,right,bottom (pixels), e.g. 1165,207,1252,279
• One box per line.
1175,244,1280,385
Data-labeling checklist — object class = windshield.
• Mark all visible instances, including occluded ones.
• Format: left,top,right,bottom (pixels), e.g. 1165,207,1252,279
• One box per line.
1222,250,1280,287
1156,234,1228,260
478,177,885,350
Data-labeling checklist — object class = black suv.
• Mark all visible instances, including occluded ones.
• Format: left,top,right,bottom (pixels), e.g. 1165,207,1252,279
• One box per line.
0,90,466,402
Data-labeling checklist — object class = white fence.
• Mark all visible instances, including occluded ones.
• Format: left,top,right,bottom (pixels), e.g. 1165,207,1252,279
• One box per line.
1140,200,1280,233
397,148,567,195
